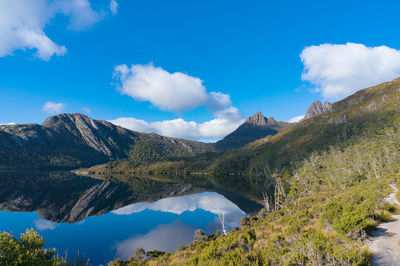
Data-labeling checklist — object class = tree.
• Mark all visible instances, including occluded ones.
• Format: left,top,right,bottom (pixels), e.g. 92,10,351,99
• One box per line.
0,229,56,265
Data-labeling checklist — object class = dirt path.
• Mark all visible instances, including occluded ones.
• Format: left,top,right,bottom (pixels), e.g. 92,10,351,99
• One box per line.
368,184,400,265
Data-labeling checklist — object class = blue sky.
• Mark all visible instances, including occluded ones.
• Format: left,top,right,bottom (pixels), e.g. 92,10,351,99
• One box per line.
1,0,400,141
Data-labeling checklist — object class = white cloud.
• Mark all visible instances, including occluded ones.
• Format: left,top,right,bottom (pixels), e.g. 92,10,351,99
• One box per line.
288,115,304,123
82,106,92,114
110,116,244,141
300,43,400,100
207,92,232,113
0,122,16,126
34,219,57,231
0,0,101,60
55,0,101,31
113,64,209,112
112,64,244,140
110,0,118,15
42,101,65,114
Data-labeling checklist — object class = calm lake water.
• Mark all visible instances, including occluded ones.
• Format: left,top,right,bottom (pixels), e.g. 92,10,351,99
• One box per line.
0,171,260,265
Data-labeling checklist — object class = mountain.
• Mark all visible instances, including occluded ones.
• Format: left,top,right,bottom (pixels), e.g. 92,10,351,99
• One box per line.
112,77,400,181
303,100,333,120
0,113,214,169
110,79,400,266
215,112,291,151
208,78,400,177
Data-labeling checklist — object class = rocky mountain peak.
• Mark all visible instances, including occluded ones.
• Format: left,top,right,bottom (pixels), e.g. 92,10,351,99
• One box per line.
267,116,277,126
245,111,268,126
216,111,289,151
245,112,278,127
303,100,333,120
43,113,92,127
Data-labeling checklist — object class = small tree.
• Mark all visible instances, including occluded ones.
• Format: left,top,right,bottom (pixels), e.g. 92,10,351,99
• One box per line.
0,229,56,265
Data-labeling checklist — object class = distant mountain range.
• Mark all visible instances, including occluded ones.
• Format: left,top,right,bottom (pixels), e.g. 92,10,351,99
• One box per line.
0,113,213,169
0,99,334,169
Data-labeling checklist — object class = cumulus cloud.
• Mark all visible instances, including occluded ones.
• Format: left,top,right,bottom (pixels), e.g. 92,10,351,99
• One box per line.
207,92,232,113
300,43,400,100
0,0,102,60
34,219,57,231
55,0,101,31
110,0,118,15
113,64,209,112
110,115,244,141
42,101,65,114
288,115,304,123
111,64,244,140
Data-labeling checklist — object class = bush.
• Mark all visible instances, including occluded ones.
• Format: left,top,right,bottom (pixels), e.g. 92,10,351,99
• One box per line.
0,229,56,265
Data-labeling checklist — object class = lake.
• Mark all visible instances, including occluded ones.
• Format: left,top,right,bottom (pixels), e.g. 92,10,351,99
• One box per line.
0,171,261,265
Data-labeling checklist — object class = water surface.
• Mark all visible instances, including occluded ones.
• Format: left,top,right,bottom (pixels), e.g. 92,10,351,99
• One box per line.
0,171,259,264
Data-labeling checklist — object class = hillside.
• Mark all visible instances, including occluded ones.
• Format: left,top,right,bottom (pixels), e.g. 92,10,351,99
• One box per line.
108,78,400,265
88,78,400,202
208,78,400,179
0,113,214,169
302,100,332,120
2,78,400,265
215,112,291,151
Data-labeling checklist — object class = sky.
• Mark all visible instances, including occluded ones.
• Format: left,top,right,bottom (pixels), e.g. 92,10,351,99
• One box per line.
1,0,400,142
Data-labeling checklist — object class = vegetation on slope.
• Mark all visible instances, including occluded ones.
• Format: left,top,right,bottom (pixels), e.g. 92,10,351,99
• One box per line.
85,78,400,205
110,114,400,265
0,113,214,169
1,79,400,264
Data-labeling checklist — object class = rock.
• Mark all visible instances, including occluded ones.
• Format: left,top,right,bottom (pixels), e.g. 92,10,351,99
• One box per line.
0,113,214,168
215,112,291,151
303,101,333,120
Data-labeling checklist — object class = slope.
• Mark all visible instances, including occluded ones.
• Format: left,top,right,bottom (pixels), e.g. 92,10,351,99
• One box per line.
0,113,214,169
215,112,291,151
109,78,400,265
209,78,400,179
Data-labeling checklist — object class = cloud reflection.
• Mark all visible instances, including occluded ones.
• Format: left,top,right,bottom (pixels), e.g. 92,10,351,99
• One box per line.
34,219,57,231
112,192,245,228
114,221,195,259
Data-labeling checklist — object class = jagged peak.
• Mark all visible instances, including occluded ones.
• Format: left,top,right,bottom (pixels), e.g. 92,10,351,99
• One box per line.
303,101,333,120
267,116,277,126
245,111,268,126
244,112,278,127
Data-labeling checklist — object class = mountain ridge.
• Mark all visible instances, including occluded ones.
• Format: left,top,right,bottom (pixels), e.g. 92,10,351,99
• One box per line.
0,113,214,169
215,111,291,151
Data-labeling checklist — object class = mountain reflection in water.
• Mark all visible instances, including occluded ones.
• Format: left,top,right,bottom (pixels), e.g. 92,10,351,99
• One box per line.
0,171,262,264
